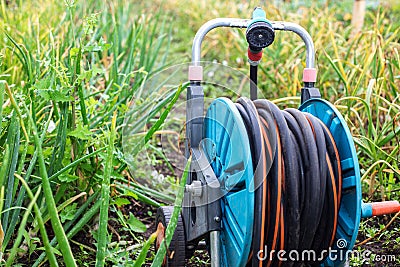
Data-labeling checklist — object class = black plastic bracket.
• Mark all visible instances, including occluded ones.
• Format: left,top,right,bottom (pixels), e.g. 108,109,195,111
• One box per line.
183,148,222,242
183,83,221,244
301,87,321,104
185,84,204,154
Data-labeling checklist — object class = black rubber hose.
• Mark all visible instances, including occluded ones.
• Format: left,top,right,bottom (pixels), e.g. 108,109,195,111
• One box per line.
235,98,265,267
264,100,301,252
282,110,306,214
250,65,258,100
304,114,333,260
284,108,322,251
233,98,341,266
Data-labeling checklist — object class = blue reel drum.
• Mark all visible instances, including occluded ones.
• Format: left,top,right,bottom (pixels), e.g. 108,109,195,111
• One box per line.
203,97,255,266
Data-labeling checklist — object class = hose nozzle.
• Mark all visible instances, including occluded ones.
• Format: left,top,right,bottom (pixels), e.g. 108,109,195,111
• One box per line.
246,7,275,52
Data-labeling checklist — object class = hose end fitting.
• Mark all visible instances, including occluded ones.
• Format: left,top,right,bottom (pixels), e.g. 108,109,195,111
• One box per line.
248,48,263,66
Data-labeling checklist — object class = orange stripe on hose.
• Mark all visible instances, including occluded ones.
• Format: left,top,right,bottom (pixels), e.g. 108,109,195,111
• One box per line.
260,116,273,261
321,123,342,202
250,102,268,267
260,117,273,161
268,125,282,267
281,157,286,190
305,115,316,137
258,124,267,267
319,122,342,246
279,203,285,267
267,178,271,238
326,153,338,247
279,152,285,267
247,251,253,264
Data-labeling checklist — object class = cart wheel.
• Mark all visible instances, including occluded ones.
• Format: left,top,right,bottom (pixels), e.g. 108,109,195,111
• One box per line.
155,206,186,267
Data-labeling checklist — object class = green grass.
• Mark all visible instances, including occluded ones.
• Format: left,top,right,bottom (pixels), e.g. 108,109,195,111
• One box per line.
0,0,399,265
0,0,172,265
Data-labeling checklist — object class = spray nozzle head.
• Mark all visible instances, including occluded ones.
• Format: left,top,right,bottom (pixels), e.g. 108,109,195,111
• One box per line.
246,7,275,52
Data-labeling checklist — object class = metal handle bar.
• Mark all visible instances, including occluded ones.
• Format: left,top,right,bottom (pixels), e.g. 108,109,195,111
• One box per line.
191,18,315,69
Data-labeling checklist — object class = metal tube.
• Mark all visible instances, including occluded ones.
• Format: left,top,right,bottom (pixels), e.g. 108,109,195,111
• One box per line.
272,21,315,68
191,19,316,68
210,231,221,267
192,18,249,65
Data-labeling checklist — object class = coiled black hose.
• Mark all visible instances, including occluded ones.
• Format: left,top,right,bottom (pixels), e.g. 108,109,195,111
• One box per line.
234,97,342,267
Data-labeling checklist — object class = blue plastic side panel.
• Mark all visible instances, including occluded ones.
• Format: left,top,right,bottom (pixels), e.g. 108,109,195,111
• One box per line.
204,97,254,267
299,99,362,267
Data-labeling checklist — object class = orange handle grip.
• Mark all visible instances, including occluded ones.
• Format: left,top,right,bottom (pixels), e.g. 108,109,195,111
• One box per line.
371,201,400,216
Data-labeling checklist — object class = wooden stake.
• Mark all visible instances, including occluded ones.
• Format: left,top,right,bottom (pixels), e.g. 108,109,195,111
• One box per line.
351,0,366,34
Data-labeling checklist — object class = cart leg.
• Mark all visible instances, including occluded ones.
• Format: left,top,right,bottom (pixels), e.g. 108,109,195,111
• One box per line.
210,231,221,267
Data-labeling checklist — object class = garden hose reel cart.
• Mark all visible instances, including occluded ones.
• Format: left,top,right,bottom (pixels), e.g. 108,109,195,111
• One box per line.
155,7,400,267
